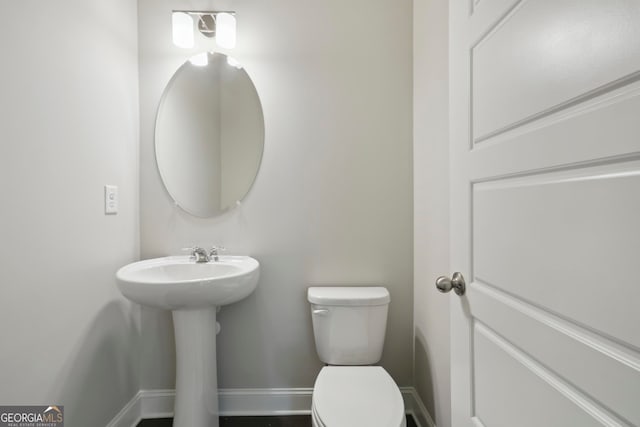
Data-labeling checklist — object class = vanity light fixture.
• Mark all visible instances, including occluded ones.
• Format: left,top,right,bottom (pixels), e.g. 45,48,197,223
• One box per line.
171,10,236,49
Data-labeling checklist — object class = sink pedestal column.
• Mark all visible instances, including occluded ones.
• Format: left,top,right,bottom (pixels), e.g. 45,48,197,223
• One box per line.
172,308,219,427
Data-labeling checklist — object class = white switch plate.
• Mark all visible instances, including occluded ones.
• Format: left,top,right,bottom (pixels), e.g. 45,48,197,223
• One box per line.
104,185,118,214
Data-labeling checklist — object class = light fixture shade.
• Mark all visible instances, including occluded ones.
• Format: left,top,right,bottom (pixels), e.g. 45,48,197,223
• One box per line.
216,13,236,49
172,12,194,48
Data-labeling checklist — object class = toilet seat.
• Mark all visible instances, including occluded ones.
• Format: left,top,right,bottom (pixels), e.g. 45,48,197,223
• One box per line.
311,366,406,427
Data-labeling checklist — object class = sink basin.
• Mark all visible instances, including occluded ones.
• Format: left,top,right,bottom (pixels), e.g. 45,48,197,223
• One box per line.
115,255,260,427
116,255,259,310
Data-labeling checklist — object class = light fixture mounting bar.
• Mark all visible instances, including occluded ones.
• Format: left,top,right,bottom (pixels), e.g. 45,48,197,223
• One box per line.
171,10,235,15
172,10,236,38
171,10,237,48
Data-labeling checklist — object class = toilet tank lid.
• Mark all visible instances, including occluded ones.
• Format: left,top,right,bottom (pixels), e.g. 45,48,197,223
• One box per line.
307,287,390,306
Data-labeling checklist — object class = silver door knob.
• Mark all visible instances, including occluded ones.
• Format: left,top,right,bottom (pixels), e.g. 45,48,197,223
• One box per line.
436,272,466,296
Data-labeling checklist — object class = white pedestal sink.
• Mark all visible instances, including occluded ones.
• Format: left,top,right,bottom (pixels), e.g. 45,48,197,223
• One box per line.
116,256,260,427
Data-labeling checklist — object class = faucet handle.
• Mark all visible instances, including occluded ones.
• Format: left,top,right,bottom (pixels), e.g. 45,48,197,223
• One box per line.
181,246,205,260
181,247,196,261
208,246,226,261
209,246,226,255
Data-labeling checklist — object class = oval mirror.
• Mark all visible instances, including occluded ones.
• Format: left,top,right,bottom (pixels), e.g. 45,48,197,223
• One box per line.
155,52,264,217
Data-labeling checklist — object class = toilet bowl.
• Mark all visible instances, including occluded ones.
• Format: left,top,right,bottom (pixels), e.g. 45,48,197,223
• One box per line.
308,287,406,427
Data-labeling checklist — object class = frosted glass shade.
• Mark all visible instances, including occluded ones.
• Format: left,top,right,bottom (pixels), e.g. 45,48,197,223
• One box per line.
216,13,236,49
172,12,194,48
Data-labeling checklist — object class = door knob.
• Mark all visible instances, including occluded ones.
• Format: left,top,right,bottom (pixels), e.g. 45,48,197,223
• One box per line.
436,272,466,296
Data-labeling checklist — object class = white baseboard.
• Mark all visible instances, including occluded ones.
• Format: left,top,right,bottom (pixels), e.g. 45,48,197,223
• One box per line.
106,391,142,427
219,388,313,416
400,387,437,427
108,387,436,427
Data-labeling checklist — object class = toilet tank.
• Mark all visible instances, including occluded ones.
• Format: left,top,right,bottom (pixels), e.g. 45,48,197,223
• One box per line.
308,286,390,365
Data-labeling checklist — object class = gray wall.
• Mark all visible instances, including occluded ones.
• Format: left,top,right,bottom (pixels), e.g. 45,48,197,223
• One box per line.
138,0,414,389
413,0,451,426
0,0,140,425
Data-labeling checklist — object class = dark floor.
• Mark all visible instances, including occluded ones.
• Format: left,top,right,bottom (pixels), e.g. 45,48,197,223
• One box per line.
137,414,418,427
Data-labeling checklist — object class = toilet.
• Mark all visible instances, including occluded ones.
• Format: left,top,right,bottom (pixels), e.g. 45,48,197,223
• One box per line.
308,286,406,427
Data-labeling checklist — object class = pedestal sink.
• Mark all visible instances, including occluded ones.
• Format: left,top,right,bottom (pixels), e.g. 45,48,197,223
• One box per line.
116,255,260,427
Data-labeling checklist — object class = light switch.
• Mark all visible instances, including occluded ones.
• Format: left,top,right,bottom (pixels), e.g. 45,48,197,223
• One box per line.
105,185,118,214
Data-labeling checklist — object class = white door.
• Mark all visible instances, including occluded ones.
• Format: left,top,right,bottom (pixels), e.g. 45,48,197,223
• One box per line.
448,1,640,426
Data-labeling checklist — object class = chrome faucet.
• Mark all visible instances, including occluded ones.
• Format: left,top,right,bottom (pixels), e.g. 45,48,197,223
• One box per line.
184,246,226,263
190,247,211,263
